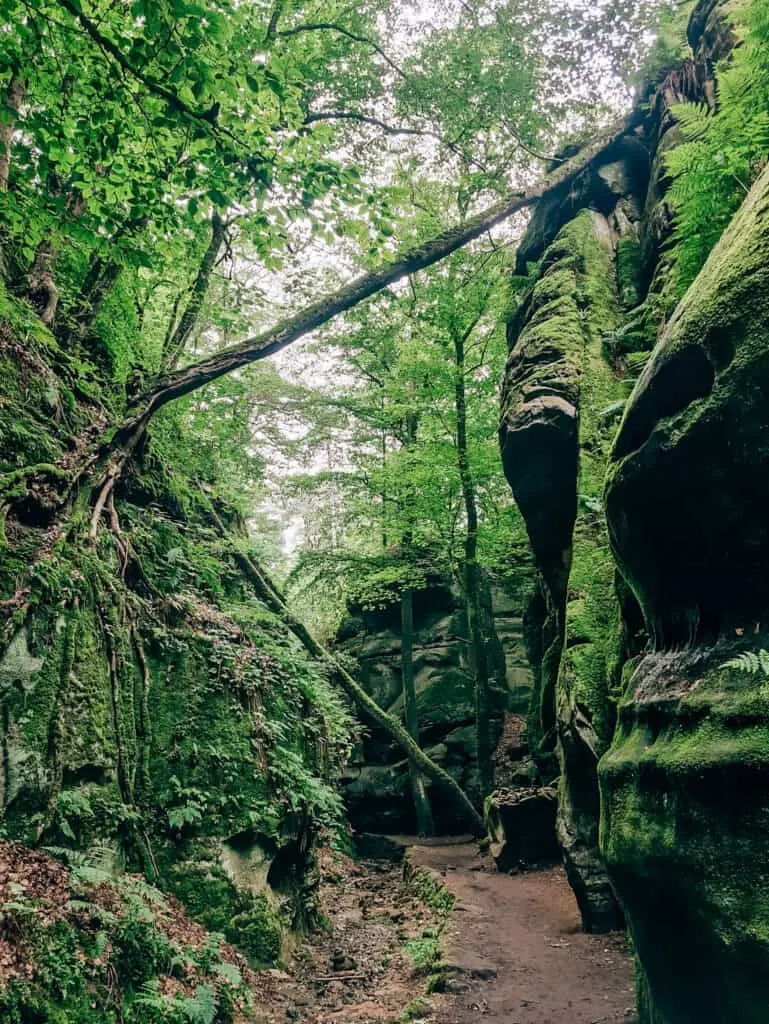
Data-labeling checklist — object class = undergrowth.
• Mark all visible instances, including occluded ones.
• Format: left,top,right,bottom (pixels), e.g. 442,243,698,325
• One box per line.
666,0,769,292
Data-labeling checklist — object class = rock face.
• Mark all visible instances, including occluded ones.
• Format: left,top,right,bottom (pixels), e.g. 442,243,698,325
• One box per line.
339,578,533,834
600,159,769,1024
501,210,629,932
486,786,559,872
500,0,769,1013
0,283,349,964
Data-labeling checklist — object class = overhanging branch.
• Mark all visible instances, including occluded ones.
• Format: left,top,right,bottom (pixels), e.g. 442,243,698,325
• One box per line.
116,115,630,438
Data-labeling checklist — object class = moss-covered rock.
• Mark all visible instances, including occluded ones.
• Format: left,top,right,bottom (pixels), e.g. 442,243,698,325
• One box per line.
606,160,769,646
600,153,769,1023
501,209,624,931
337,575,532,834
0,281,353,974
601,646,769,1023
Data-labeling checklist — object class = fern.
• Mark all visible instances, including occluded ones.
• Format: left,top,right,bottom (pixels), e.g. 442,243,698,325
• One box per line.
212,960,242,987
665,0,769,292
724,649,769,676
182,984,217,1024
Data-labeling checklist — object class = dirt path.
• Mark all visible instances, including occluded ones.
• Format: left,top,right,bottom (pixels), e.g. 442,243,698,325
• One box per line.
254,839,636,1024
409,840,637,1024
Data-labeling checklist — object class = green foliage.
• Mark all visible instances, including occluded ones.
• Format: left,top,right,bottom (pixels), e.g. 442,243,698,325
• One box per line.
0,852,251,1024
724,650,769,677
407,867,456,917
113,913,175,988
404,934,441,970
666,0,769,291
276,198,527,628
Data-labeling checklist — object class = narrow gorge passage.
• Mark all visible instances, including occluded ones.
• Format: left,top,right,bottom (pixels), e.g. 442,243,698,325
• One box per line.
412,841,636,1024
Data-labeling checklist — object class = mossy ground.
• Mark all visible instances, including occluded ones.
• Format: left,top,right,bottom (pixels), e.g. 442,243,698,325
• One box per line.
0,840,261,1024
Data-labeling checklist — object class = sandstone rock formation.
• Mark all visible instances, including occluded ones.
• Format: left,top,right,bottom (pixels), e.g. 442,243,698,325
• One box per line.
498,0,750,948
600,152,769,1024
339,577,533,834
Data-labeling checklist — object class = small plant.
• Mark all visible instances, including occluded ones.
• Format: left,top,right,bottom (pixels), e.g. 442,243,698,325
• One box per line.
724,650,769,676
112,912,174,989
404,935,440,970
399,996,432,1022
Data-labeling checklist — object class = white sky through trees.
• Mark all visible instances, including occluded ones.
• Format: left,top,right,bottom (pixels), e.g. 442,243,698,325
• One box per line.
222,0,682,558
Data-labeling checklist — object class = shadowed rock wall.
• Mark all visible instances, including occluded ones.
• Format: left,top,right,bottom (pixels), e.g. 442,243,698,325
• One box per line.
339,578,533,834
499,0,747,947
600,157,769,1024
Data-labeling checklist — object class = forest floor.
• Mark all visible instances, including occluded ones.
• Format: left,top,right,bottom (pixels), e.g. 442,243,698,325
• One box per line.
260,837,638,1024
414,840,638,1024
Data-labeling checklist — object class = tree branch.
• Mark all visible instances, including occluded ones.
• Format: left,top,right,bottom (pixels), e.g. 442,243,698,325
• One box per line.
276,22,407,80
113,114,629,445
304,110,431,137
55,0,237,145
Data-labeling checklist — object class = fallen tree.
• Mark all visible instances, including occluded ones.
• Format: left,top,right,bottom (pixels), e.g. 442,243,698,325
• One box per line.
114,114,630,442
80,114,629,516
207,505,486,835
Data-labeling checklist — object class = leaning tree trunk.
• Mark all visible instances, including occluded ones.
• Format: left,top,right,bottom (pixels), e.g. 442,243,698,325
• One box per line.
110,114,630,435
401,586,435,836
206,507,484,835
161,210,227,370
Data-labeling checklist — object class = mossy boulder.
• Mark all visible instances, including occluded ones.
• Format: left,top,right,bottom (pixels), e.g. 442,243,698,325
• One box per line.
601,161,769,1020
601,646,769,1023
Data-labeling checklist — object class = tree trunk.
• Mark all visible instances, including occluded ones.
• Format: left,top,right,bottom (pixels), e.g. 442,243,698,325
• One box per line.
206,508,484,835
401,586,435,836
27,240,58,326
114,114,629,433
161,210,227,370
453,329,494,797
0,74,23,193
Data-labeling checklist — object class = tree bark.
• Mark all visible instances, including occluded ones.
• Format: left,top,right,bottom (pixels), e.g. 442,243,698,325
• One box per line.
453,328,494,797
401,585,435,836
161,210,227,370
27,240,59,326
0,74,23,193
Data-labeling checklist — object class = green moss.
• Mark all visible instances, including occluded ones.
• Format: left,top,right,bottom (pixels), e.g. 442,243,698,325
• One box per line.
0,265,352,990
226,896,282,966
407,866,455,916
600,647,769,1022
616,234,643,308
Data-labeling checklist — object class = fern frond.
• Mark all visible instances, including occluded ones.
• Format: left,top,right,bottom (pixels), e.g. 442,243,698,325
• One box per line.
724,650,769,676
671,101,714,141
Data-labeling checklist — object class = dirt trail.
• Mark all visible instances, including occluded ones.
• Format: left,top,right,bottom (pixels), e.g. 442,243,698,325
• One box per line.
410,840,637,1024
254,839,636,1023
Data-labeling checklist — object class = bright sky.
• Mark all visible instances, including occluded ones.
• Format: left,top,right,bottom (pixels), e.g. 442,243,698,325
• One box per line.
224,0,680,556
